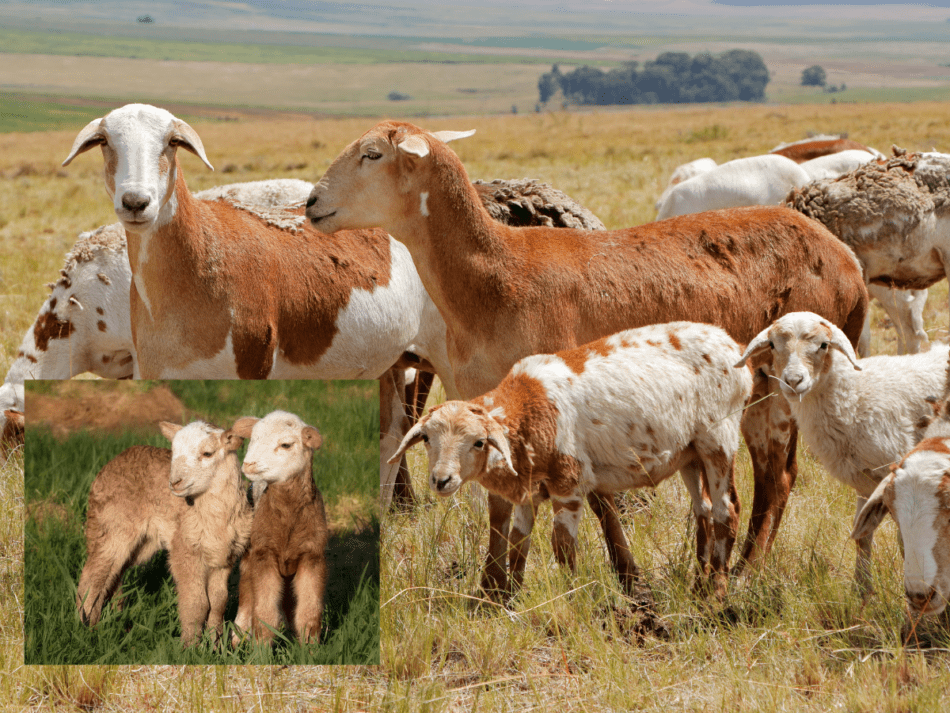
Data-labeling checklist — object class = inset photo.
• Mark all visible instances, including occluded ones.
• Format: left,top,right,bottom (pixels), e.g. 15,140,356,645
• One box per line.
24,379,379,665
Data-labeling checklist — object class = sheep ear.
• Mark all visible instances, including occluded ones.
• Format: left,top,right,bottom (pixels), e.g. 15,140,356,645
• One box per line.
4,410,24,430
851,474,893,541
229,417,258,440
397,134,430,158
432,130,475,144
221,429,245,452
485,434,516,476
302,426,322,450
734,327,773,368
387,419,427,464
62,118,106,166
826,322,861,371
171,119,214,171
159,421,182,441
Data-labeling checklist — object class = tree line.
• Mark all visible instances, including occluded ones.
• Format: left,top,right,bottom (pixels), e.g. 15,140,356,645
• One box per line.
538,50,769,107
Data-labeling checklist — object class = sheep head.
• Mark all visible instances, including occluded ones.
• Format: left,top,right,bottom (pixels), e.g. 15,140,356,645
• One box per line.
233,411,322,484
852,439,950,617
160,420,243,498
389,401,515,498
306,121,474,239
63,104,213,235
734,311,860,398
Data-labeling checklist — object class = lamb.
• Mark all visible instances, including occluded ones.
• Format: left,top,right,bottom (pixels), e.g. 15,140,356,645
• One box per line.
76,420,252,645
734,311,948,592
306,120,868,596
654,154,810,221
786,148,950,351
770,136,879,163
228,411,328,645
389,322,753,598
851,435,950,617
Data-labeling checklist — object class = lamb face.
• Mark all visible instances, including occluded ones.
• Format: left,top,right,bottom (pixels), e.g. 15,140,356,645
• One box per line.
161,421,239,498
238,411,322,484
62,104,212,234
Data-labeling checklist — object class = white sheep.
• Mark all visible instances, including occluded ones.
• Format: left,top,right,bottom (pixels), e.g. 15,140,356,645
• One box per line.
306,119,868,594
735,311,948,592
798,149,877,181
389,322,752,599
654,157,717,211
229,411,328,645
851,435,950,616
76,420,252,645
654,154,810,221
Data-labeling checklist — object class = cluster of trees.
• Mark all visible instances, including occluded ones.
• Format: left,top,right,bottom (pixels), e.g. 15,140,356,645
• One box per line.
537,50,769,107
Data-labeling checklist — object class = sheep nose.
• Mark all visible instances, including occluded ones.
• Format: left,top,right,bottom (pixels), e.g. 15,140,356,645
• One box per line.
306,194,317,208
784,371,804,387
433,475,452,492
122,192,151,212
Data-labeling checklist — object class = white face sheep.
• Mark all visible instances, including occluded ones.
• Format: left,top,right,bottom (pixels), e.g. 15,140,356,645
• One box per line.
391,322,753,599
76,420,251,645
306,119,868,597
852,437,950,617
229,411,328,645
735,311,948,592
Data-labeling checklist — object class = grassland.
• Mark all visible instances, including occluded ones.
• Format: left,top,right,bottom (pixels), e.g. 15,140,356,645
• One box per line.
24,380,379,665
3,100,950,708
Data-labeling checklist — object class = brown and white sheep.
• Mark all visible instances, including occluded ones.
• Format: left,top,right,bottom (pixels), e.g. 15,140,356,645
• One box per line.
76,420,251,645
390,322,753,599
229,411,328,645
306,120,868,595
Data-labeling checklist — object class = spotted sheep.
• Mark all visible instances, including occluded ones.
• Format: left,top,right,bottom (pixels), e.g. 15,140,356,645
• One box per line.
306,119,868,597
390,322,753,599
735,311,948,593
76,420,252,646
228,411,328,645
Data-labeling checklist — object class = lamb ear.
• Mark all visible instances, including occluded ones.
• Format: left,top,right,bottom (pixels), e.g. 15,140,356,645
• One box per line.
432,130,475,144
302,425,323,450
825,321,861,371
221,429,245,452
734,327,774,368
171,119,214,171
62,118,106,166
229,417,258,440
485,435,516,476
397,134,430,158
851,473,893,541
387,419,427,464
159,421,182,442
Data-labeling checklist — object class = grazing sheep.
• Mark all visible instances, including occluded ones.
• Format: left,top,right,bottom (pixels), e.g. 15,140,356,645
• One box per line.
654,154,810,221
852,435,950,616
735,311,948,592
786,148,950,353
76,421,252,645
229,411,328,645
304,118,870,596
390,322,753,598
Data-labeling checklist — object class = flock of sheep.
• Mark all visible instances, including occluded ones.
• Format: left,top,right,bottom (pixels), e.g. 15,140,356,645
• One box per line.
7,102,950,645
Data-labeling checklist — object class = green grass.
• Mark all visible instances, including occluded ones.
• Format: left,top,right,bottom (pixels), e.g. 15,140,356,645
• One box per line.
0,94,112,134
24,380,379,664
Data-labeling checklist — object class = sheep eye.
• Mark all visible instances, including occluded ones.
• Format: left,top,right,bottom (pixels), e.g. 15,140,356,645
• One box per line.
768,341,774,349
819,342,829,350
363,150,382,161
474,440,485,449
280,443,292,450
202,451,213,458
421,434,429,444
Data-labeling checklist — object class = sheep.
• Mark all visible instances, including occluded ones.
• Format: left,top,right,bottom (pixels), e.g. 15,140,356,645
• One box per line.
228,411,328,645
785,148,950,352
851,436,950,616
654,154,810,221
306,120,868,595
770,136,880,163
734,311,948,593
654,157,717,211
390,323,752,598
76,420,252,645
798,149,877,182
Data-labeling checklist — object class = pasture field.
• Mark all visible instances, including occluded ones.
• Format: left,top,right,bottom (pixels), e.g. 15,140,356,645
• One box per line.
2,100,950,707
23,379,379,665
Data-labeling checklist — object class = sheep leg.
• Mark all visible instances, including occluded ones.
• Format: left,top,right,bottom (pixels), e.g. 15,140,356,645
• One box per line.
507,502,536,593
586,490,642,597
736,370,797,573
868,284,929,355
169,549,211,647
853,495,875,597
697,445,740,599
481,493,514,599
679,463,714,579
550,495,584,573
250,561,284,642
205,566,230,643
76,549,131,626
292,553,327,644
232,555,255,647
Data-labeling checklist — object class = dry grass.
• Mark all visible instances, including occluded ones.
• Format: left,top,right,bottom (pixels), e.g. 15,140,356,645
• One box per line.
4,100,950,708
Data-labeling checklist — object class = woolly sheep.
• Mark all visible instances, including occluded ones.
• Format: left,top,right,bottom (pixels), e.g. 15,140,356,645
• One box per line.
76,420,252,645
735,311,948,592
